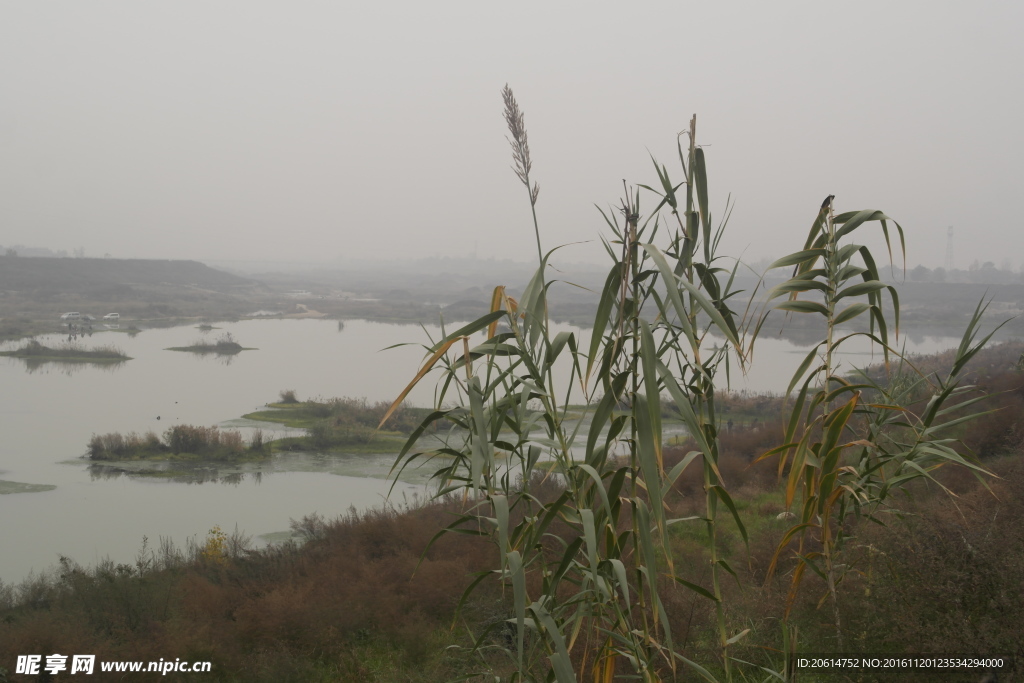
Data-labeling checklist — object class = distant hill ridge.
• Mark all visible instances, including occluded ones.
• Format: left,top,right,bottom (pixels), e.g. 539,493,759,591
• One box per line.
0,256,254,292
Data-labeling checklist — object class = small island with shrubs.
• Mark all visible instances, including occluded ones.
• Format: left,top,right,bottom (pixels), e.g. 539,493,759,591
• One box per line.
88,425,268,462
85,391,437,462
0,339,131,363
165,332,252,355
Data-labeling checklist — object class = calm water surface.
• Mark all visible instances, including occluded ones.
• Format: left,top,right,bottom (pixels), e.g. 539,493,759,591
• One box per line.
0,319,965,582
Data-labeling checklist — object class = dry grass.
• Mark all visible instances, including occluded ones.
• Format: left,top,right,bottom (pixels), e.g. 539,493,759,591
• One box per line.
87,431,165,459
0,499,498,682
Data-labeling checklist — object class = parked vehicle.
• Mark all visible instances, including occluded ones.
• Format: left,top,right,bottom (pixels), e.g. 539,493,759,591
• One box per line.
102,313,119,320
59,312,81,321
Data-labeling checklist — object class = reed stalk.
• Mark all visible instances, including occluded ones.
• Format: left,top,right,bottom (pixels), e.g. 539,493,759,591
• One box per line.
758,193,999,653
386,91,757,680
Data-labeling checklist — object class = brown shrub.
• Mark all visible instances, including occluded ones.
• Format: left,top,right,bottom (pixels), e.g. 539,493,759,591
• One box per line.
0,497,498,680
665,418,782,499
810,456,1024,666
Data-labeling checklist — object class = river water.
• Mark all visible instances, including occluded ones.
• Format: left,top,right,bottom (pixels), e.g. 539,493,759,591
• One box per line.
0,318,968,583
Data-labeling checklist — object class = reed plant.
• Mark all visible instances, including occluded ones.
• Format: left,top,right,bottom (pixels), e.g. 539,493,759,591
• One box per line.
249,427,268,453
755,201,999,650
384,90,757,682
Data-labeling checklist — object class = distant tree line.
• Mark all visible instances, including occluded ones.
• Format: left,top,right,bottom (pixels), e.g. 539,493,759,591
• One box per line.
741,257,1024,289
0,244,92,258
903,260,1024,284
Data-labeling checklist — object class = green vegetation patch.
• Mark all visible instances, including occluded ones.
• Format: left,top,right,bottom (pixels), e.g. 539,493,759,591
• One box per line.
243,395,442,452
242,403,327,429
245,396,427,431
0,480,57,495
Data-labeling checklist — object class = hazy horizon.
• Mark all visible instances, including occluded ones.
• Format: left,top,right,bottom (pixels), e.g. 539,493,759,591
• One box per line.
2,2,1021,270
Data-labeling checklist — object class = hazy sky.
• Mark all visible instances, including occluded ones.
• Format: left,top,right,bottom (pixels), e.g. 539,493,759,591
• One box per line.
2,2,1021,269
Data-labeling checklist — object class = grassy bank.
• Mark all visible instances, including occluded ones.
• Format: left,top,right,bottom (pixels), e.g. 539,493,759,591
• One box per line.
243,394,440,453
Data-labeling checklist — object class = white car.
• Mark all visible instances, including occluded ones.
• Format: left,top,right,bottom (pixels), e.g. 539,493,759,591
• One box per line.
103,313,120,320
60,312,81,321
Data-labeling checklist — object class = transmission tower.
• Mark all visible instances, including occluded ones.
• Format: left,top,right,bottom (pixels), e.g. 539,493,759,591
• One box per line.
945,226,954,271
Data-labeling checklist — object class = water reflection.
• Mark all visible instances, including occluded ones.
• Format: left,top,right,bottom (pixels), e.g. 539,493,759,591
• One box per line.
177,351,240,365
18,358,128,375
87,461,266,485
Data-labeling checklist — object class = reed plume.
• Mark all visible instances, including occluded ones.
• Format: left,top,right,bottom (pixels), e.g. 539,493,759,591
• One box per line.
502,84,542,262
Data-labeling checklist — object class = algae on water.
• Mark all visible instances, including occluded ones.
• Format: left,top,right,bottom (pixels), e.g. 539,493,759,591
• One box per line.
0,480,57,495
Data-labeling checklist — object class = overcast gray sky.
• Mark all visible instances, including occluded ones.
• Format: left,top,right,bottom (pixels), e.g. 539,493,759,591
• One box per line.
1,2,1020,269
